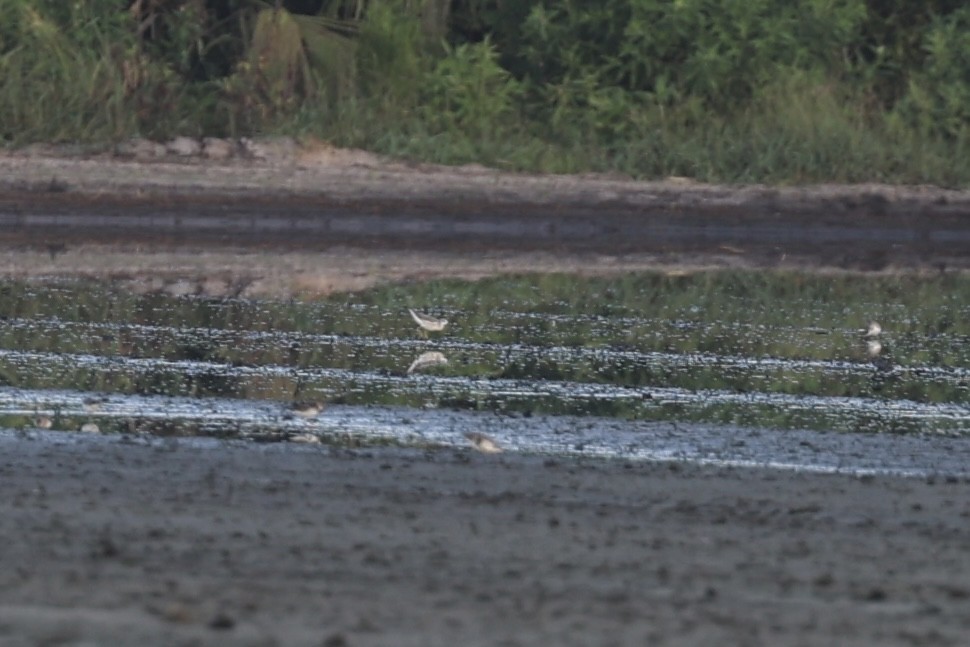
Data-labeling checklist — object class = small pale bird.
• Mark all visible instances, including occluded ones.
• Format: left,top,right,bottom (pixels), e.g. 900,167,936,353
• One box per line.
288,401,326,420
407,351,448,375
464,431,503,454
861,321,882,338
34,415,53,429
408,308,448,333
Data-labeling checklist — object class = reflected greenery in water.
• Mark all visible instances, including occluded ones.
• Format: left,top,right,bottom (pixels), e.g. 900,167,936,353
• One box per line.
0,270,968,435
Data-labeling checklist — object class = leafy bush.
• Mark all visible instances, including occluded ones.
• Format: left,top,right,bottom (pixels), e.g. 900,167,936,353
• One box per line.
420,37,521,138
0,0,137,142
356,1,427,112
1,0,969,186
891,6,970,141
514,0,866,120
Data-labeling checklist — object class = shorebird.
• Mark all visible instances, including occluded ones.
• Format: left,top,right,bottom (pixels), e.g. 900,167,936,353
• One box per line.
34,415,52,429
464,431,503,454
861,321,882,338
83,396,109,413
288,401,326,420
409,308,448,333
407,351,448,375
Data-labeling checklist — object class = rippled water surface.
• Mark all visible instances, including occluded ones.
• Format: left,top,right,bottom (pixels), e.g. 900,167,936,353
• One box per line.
2,272,969,473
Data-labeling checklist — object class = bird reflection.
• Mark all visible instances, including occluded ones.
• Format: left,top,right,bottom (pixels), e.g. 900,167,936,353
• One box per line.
866,339,883,358
407,351,448,375
864,325,893,372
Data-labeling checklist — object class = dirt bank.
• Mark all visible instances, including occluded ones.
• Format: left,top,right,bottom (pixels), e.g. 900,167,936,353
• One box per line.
4,143,970,214
1,146,968,296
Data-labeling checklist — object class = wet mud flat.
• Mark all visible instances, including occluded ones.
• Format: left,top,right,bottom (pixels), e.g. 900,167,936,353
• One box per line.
1,430,969,646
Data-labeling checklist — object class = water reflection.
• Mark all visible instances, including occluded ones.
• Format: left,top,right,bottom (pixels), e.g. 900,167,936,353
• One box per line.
0,272,966,441
407,351,449,375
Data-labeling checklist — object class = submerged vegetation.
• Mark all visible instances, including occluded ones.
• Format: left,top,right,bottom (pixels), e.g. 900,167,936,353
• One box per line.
1,0,969,185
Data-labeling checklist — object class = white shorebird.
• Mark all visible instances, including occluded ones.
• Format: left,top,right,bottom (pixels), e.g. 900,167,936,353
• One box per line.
464,431,503,454
288,401,326,420
861,321,882,338
408,308,448,333
407,351,448,375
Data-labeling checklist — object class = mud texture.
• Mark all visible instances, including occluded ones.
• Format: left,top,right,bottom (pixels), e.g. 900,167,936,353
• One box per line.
1,431,969,647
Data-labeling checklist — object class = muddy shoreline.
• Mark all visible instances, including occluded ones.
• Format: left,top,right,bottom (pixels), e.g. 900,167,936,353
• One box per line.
2,150,970,645
2,151,970,296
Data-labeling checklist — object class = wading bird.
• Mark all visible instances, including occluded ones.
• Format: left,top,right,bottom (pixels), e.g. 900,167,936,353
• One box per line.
83,396,109,413
464,431,503,454
288,401,326,420
409,308,448,334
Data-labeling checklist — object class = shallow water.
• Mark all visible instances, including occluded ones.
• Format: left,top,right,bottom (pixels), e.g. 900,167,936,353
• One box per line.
1,273,968,474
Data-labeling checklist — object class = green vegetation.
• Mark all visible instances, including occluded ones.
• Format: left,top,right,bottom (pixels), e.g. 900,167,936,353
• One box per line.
2,1,969,185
